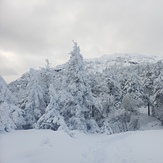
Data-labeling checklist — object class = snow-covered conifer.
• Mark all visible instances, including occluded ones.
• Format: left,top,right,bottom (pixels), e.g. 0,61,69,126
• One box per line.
59,42,99,132
153,62,163,120
20,69,46,129
36,84,68,131
0,75,25,132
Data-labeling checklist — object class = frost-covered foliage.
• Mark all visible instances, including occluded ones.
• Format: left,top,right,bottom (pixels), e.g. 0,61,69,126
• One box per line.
36,84,68,131
16,69,46,129
0,75,14,103
1,44,163,134
152,61,163,120
60,42,89,131
0,75,25,132
60,42,100,132
0,102,25,132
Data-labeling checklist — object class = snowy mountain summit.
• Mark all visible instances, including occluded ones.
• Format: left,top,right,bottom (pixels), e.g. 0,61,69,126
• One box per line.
1,43,163,134
85,53,162,73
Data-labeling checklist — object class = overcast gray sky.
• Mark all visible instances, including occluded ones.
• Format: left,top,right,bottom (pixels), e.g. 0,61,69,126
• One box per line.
0,0,163,83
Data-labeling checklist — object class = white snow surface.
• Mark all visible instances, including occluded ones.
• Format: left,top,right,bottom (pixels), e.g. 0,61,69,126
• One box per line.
1,129,163,163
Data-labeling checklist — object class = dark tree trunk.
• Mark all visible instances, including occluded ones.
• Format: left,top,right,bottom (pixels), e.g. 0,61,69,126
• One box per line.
148,102,150,116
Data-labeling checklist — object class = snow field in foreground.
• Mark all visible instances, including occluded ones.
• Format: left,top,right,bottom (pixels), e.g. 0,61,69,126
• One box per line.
0,129,163,163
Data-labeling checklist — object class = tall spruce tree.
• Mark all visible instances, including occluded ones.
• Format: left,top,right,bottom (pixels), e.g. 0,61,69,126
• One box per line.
58,42,99,132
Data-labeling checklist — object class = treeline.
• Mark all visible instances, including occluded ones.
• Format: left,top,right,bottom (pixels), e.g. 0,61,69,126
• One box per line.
0,42,163,134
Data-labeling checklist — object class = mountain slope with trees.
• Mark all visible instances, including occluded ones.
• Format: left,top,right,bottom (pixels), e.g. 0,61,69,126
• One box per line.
1,42,163,133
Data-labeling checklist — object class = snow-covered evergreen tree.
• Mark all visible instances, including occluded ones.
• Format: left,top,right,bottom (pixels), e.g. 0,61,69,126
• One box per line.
19,69,46,129
57,42,99,132
0,75,25,132
36,84,68,131
153,61,163,120
39,59,52,106
0,75,15,103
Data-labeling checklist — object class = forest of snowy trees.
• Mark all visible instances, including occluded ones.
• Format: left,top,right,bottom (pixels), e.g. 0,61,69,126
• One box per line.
0,42,163,134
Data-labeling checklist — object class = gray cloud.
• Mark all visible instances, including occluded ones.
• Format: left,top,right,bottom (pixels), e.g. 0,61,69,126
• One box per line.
0,52,18,80
0,0,163,82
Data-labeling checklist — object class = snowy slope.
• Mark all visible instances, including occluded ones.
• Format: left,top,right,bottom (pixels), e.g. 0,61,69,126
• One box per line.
84,53,162,73
1,129,163,163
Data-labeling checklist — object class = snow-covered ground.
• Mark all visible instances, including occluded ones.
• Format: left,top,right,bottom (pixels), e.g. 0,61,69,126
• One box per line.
1,129,163,163
138,107,163,130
